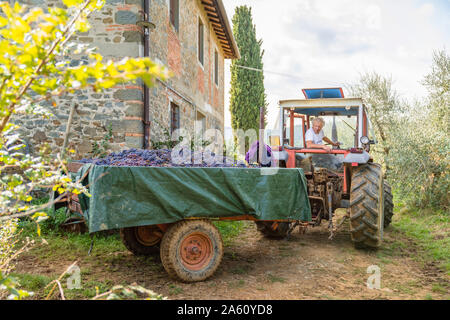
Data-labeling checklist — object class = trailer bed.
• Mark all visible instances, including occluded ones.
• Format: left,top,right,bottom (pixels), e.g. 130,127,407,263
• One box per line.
73,164,312,233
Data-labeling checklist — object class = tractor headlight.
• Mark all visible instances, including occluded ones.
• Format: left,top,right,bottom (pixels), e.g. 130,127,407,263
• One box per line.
360,136,370,144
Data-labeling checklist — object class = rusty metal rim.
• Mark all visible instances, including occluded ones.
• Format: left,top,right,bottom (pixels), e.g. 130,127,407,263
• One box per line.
134,226,161,246
179,232,213,271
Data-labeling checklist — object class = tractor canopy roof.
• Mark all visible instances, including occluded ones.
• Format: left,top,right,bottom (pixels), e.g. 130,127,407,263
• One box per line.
279,87,365,116
302,88,345,99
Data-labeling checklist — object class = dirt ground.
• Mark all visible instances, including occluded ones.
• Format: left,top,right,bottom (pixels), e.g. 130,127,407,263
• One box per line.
13,218,450,300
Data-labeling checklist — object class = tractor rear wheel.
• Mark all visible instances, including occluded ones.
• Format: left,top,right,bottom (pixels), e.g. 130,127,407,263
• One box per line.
120,225,162,255
349,163,384,249
255,221,291,239
384,181,394,228
160,220,223,282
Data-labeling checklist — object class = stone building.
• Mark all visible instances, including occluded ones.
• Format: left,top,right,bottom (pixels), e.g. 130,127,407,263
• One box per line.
16,0,239,158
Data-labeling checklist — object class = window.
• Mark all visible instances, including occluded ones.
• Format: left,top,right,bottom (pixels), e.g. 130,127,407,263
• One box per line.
170,102,180,134
170,0,179,32
214,50,219,86
198,18,204,65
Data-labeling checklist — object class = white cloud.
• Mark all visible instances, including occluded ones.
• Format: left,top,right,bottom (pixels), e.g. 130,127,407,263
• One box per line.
418,3,435,17
365,4,382,30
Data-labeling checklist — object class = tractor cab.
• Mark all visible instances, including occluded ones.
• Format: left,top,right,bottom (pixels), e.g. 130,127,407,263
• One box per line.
271,88,376,198
272,88,375,165
264,88,392,249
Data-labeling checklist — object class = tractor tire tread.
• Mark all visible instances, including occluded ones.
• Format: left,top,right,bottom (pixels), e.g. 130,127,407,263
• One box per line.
160,219,223,283
349,163,384,249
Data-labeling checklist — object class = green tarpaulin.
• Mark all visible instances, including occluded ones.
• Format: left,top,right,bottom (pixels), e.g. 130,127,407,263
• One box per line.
75,164,311,233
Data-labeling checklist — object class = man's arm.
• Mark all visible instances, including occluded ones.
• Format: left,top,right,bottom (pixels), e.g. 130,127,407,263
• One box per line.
323,136,339,147
306,140,332,151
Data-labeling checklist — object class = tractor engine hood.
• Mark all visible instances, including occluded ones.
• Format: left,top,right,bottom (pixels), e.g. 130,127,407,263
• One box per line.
343,150,370,164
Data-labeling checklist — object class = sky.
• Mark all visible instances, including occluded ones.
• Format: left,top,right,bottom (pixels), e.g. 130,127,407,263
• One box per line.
221,0,450,130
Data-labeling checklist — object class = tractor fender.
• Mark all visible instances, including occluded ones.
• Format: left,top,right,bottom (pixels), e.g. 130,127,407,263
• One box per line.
272,150,289,162
343,150,370,164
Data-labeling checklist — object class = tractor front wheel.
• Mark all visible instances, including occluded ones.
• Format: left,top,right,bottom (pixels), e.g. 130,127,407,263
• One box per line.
160,220,223,282
349,163,384,249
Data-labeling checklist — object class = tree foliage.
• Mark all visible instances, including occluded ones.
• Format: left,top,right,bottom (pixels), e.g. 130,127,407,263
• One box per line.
0,0,168,299
350,50,449,211
387,49,449,210
229,6,266,147
422,50,449,134
348,72,405,171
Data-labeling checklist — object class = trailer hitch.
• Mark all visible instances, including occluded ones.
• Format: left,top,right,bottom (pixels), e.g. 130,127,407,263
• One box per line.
285,221,299,241
285,221,309,241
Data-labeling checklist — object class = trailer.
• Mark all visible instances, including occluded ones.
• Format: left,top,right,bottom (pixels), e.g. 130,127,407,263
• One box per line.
63,162,311,282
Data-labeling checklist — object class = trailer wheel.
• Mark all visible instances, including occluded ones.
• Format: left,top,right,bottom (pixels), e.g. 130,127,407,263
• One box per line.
120,226,162,255
160,220,223,282
383,181,394,228
255,221,291,239
349,163,384,249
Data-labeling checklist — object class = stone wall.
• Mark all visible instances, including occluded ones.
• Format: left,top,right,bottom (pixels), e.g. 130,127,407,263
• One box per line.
15,0,228,159
147,0,226,145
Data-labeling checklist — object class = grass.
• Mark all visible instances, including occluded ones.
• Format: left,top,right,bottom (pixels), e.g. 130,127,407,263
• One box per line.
10,199,132,299
278,245,295,257
267,273,286,283
230,265,253,275
12,193,448,299
213,221,245,246
390,202,450,274
8,197,248,299
8,271,116,299
168,284,183,295
431,283,448,294
9,273,53,293
17,205,127,260
64,279,114,299
228,279,246,289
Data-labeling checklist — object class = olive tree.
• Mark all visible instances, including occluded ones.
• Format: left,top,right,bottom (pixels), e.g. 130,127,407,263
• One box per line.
348,72,405,174
388,50,449,210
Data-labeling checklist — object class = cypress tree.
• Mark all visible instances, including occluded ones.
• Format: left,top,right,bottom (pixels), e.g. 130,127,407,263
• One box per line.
229,6,267,149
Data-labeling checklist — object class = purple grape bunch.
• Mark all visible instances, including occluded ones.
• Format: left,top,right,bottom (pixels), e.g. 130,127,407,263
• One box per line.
78,148,256,168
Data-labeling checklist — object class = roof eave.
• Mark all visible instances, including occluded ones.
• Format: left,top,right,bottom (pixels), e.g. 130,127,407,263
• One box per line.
201,0,240,60
215,0,240,59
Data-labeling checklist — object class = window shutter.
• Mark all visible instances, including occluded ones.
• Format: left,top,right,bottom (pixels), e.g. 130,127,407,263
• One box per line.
198,19,204,65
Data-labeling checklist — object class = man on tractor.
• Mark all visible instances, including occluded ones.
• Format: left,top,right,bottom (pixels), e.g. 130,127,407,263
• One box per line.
305,117,340,152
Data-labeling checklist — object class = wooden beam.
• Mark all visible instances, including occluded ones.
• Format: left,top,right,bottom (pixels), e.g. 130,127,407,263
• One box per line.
211,22,222,28
201,0,214,6
213,28,226,35
207,15,220,23
203,6,217,14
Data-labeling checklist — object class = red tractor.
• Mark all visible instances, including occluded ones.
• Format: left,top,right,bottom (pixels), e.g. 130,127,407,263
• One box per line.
259,88,394,249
